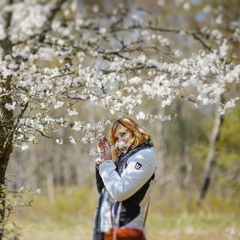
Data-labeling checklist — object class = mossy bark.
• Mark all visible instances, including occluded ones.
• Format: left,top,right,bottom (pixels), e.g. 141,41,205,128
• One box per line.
0,74,14,239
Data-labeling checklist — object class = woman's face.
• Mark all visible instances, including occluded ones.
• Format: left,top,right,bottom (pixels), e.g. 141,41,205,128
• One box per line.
113,124,134,151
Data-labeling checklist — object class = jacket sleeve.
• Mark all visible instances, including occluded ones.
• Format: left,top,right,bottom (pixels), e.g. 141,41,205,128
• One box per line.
99,148,157,202
95,161,105,194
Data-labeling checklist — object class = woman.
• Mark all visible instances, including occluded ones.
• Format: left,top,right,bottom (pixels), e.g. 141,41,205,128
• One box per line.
93,117,157,240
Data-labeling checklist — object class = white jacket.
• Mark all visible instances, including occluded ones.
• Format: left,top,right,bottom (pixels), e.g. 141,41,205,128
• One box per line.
93,140,157,239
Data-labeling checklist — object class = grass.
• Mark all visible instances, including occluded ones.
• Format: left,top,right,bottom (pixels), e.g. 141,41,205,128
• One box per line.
9,187,240,240
14,214,240,240
147,214,240,240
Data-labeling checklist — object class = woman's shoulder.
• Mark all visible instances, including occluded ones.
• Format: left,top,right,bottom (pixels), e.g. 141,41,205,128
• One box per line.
129,147,157,163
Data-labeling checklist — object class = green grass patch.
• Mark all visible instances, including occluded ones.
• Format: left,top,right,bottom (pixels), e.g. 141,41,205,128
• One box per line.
148,215,239,229
10,186,240,240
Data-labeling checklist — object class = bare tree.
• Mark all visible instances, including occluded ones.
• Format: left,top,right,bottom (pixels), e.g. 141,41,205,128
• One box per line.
198,95,224,202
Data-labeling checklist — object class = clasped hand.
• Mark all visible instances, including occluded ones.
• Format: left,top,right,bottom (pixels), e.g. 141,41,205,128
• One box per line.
97,136,112,162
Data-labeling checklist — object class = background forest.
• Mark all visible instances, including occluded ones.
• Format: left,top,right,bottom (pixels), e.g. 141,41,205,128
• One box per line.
1,0,239,239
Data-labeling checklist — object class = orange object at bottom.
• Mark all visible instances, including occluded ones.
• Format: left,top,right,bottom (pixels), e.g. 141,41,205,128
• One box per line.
104,227,144,240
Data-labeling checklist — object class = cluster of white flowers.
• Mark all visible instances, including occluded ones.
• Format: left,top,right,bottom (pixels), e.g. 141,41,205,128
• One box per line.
129,76,141,84
89,148,98,156
5,102,16,110
68,108,78,116
72,121,83,131
136,112,172,122
220,97,240,115
157,0,166,7
75,121,108,144
4,1,51,40
113,141,127,150
183,2,191,11
157,35,169,47
54,101,64,109
21,144,29,151
69,136,76,144
136,111,146,120
38,47,57,61
56,138,63,145
109,58,126,71
0,0,239,151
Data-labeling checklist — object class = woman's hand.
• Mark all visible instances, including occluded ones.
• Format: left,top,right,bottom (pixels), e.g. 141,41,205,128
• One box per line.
97,136,112,162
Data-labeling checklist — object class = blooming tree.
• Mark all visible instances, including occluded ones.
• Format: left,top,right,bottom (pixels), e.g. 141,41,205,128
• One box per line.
0,0,239,234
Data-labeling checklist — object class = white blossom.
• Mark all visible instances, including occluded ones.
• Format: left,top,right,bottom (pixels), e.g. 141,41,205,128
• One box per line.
36,189,42,194
69,136,76,144
136,111,146,120
113,141,127,150
215,15,223,25
0,0,239,153
54,101,64,109
161,97,175,107
219,39,229,58
220,97,240,115
99,28,107,35
56,138,63,145
203,5,212,14
129,77,142,84
38,47,56,61
28,135,35,142
68,108,78,116
21,144,29,150
92,4,100,13
183,3,191,11
5,102,16,110
225,65,240,83
41,103,47,109
136,54,147,64
157,0,165,7
18,187,25,192
72,121,83,131
174,50,183,58
211,29,223,41
1,65,13,77
0,24,6,40
90,148,98,156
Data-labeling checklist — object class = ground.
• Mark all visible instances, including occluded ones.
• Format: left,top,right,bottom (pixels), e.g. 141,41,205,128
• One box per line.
16,216,240,240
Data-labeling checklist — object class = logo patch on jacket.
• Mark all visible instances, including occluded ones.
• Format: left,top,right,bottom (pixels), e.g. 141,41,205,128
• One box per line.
134,162,142,170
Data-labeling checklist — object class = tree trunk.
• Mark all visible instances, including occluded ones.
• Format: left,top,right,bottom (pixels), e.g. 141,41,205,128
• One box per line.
0,150,12,236
0,2,14,237
156,107,168,190
0,68,14,238
0,1,68,237
47,159,56,204
0,89,14,239
198,96,224,202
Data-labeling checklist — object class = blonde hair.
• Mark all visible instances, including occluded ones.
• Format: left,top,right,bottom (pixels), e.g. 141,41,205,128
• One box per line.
109,117,150,162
